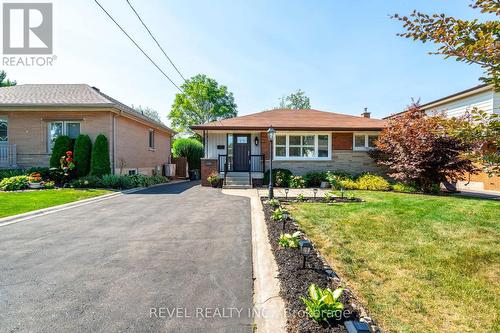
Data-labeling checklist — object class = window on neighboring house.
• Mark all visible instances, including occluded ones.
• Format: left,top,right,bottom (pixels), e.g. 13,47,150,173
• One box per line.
47,121,80,151
148,130,155,149
128,169,137,176
353,133,379,151
0,117,7,143
273,133,331,160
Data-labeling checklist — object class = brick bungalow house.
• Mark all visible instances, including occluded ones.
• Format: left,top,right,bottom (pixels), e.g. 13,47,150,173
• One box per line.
0,84,175,176
386,84,499,191
191,108,387,187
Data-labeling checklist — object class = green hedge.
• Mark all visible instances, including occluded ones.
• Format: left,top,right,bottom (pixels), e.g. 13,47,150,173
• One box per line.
74,134,92,177
90,134,111,177
69,174,168,190
0,167,50,181
263,168,293,187
172,138,203,171
49,135,73,168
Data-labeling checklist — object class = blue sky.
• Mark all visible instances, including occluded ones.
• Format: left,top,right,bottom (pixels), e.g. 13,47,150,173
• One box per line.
5,0,487,124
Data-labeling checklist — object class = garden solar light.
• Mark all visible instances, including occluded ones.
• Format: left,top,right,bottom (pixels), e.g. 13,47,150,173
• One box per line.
345,320,371,333
284,188,289,199
313,188,318,198
299,239,313,269
282,211,289,231
340,187,345,198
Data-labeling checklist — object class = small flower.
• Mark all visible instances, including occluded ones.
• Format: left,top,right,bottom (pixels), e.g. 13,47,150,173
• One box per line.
66,151,73,156
66,157,73,163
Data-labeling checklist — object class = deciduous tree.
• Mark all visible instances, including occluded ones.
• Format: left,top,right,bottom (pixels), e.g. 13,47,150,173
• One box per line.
370,102,476,192
277,89,311,109
169,74,237,133
0,70,16,87
392,0,499,90
443,108,499,175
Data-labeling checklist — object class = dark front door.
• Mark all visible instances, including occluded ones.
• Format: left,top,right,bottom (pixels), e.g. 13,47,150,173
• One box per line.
233,134,250,171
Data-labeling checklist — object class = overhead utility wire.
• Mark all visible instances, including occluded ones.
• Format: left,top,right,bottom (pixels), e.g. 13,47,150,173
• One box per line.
93,0,183,92
125,0,186,82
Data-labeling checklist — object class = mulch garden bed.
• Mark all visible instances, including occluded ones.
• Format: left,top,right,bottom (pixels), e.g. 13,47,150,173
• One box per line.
261,197,378,333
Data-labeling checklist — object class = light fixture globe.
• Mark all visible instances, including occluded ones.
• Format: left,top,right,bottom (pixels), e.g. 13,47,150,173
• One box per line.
267,126,276,142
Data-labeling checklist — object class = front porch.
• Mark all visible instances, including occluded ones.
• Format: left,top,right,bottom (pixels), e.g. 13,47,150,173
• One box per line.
0,144,17,168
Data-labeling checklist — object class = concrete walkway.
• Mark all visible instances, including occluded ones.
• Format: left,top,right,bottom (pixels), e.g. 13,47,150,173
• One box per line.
223,188,286,333
0,182,253,332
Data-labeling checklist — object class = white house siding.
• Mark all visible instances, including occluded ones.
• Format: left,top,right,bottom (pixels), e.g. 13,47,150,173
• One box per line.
205,131,261,159
423,87,500,191
424,90,496,118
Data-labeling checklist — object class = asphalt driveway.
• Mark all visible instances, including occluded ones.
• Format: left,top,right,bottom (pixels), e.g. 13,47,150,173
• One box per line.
0,182,253,332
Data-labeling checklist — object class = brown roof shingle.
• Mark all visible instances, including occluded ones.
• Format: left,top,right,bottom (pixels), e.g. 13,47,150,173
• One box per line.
0,84,175,134
191,108,387,131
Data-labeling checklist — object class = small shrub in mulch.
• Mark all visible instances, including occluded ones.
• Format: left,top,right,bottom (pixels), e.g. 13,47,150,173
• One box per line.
262,198,374,333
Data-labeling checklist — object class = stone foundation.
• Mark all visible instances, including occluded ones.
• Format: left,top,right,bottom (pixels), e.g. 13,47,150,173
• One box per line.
268,151,384,176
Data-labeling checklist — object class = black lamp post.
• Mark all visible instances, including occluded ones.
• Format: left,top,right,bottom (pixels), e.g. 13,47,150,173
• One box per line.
284,188,289,200
299,239,313,269
313,188,318,199
267,126,276,199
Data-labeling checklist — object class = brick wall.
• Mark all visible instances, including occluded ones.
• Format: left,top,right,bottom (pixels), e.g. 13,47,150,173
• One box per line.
114,115,171,176
332,133,353,150
260,132,269,160
1,110,112,167
201,158,218,186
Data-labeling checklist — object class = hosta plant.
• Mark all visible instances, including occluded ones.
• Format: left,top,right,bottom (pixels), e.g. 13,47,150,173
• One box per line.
271,207,288,221
278,231,301,248
300,284,344,323
267,198,280,208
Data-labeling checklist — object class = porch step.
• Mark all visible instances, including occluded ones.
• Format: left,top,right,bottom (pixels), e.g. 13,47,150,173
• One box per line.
223,184,252,189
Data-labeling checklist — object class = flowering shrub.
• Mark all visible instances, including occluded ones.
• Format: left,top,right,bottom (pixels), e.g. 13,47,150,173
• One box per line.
356,174,390,191
207,172,220,186
0,175,29,191
290,176,305,188
43,181,55,189
28,172,42,183
60,151,76,175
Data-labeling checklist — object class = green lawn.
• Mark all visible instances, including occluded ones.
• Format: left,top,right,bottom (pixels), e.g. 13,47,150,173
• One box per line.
0,189,113,218
288,191,500,333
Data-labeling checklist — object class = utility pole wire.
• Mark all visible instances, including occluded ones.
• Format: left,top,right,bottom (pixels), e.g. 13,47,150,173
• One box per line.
126,0,186,82
93,0,183,92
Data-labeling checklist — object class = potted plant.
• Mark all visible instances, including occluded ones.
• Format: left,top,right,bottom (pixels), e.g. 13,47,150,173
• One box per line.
28,172,43,189
207,172,220,188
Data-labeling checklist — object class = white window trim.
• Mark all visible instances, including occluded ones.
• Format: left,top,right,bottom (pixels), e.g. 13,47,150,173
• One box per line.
353,132,379,151
273,132,331,161
148,129,155,150
47,121,81,152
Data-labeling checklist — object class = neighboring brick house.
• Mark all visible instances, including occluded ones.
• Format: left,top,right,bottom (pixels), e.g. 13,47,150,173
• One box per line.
386,84,499,191
191,108,387,187
0,84,175,176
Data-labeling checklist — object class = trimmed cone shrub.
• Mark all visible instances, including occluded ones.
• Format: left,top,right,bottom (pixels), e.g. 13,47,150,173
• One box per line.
49,135,73,168
172,138,203,171
90,134,111,176
73,134,92,177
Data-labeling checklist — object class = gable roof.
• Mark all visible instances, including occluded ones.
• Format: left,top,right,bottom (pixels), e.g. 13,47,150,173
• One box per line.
384,83,493,119
0,84,175,134
191,108,387,131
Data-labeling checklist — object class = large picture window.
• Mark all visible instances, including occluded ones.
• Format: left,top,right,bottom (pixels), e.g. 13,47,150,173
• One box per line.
47,121,81,151
273,133,331,160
